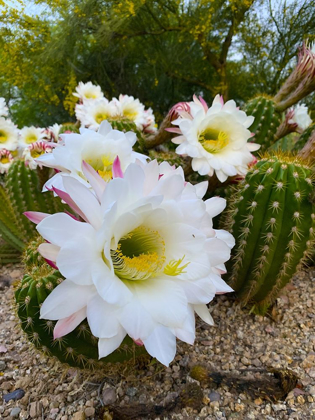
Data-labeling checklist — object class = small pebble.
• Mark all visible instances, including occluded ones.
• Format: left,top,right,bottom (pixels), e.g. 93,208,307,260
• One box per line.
10,407,21,417
126,387,137,397
0,360,6,370
208,391,220,402
84,407,95,417
3,389,25,403
102,387,116,405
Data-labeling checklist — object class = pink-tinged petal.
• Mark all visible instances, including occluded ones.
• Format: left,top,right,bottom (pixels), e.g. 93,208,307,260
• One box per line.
24,211,50,225
44,259,58,270
52,187,88,222
53,307,87,339
164,127,182,134
112,156,124,179
62,177,102,230
38,243,60,262
199,96,209,112
219,95,224,105
40,279,95,320
82,161,107,201
134,339,144,346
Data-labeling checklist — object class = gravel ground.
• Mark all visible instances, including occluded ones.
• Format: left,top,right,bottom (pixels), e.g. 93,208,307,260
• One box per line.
1,263,315,420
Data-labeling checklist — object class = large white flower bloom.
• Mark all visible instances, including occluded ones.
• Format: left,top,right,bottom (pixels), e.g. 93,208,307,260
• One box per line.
26,159,234,366
0,149,14,174
75,98,118,130
73,81,104,102
36,120,148,191
19,126,46,148
112,94,147,130
170,95,260,182
288,104,312,131
0,98,8,117
0,117,18,151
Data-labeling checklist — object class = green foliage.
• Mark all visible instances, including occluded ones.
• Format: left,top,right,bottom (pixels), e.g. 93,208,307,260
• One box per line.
244,96,282,152
2,0,314,126
222,154,315,315
15,238,147,369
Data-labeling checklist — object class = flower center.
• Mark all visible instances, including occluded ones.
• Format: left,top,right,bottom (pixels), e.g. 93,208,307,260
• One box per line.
25,134,38,144
30,149,44,159
85,92,97,99
0,130,8,143
95,112,108,124
85,155,114,182
111,225,166,281
123,107,138,121
199,127,229,154
0,156,10,164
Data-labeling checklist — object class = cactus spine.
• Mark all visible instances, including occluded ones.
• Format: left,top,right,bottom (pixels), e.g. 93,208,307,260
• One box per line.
244,96,282,152
15,238,147,369
222,153,315,314
0,160,65,260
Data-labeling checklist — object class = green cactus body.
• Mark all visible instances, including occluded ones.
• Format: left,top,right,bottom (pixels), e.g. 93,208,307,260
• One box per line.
148,150,185,167
292,123,315,152
0,160,65,255
15,239,147,369
244,96,282,152
269,134,297,153
59,123,80,134
223,154,315,314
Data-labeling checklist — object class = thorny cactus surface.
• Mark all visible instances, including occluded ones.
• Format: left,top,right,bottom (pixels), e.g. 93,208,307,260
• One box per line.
222,153,315,314
244,96,282,152
15,238,148,369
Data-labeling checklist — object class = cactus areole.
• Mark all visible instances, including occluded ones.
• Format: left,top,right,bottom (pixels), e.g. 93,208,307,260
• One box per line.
223,153,315,314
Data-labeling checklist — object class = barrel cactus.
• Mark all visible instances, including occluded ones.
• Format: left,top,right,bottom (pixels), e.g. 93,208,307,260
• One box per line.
15,238,148,369
244,96,282,152
222,153,315,314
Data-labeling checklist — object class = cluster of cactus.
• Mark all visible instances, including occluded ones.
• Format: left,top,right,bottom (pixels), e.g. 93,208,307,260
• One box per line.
15,238,147,369
244,96,282,152
221,153,315,314
0,160,65,263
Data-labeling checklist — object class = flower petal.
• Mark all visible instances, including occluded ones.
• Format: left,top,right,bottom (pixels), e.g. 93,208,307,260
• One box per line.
38,243,60,262
98,326,126,358
143,325,176,366
87,294,121,338
53,307,87,339
193,304,214,325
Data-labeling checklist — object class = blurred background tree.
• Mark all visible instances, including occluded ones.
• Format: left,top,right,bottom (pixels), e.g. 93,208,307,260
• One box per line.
0,0,314,127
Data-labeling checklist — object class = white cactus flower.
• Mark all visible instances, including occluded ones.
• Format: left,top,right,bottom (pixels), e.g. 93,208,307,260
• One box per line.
26,159,234,366
0,117,18,151
170,95,260,182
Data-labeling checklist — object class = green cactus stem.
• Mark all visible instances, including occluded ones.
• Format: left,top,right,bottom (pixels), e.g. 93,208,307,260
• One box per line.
292,123,315,153
222,153,315,315
244,96,282,152
0,243,21,264
15,238,147,369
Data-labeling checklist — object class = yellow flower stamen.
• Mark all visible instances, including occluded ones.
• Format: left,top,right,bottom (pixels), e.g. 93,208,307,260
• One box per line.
25,134,38,144
123,108,138,121
164,255,190,276
199,127,229,154
95,112,108,124
111,226,166,281
0,156,10,164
